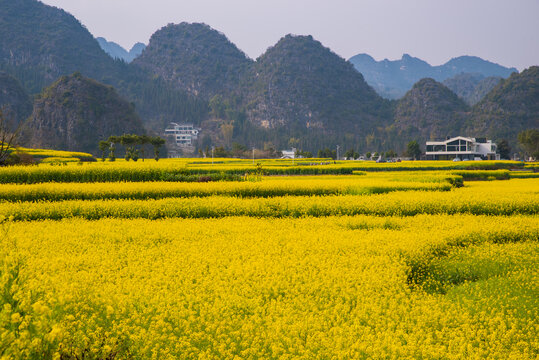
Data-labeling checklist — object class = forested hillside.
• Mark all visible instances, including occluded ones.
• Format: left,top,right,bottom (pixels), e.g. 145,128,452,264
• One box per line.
0,72,33,131
392,78,470,148
23,73,145,154
0,0,208,133
239,35,393,151
443,73,502,105
133,23,252,99
466,66,539,148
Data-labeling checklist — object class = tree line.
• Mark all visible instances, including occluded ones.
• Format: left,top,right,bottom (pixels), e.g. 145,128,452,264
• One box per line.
98,135,166,162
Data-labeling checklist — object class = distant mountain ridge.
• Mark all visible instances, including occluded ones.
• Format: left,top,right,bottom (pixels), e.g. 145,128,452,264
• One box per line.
135,27,393,150
0,0,208,135
0,0,536,156
349,53,517,99
97,37,146,63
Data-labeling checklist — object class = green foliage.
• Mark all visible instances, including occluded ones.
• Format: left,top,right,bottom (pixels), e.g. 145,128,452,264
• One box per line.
496,139,511,160
133,23,252,100
149,136,166,161
24,74,146,155
406,141,421,160
469,67,539,150
317,148,336,160
393,78,470,151
517,129,539,158
295,150,313,158
0,72,33,132
98,141,109,162
385,149,397,158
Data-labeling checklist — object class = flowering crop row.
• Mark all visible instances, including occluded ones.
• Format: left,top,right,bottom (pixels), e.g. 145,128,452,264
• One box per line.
0,179,537,220
0,158,525,184
0,176,455,202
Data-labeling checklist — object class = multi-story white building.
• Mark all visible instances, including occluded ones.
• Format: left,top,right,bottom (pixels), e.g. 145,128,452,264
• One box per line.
425,136,499,160
164,123,200,147
280,148,297,159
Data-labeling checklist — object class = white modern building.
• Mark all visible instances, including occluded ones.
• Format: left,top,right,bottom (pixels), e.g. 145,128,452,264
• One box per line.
425,136,499,160
164,123,200,147
281,148,297,159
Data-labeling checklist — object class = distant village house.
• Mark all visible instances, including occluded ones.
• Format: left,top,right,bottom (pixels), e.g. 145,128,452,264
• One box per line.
164,122,201,157
425,136,499,160
164,123,200,147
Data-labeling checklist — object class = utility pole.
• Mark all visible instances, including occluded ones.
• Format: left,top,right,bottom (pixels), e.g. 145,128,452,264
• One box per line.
336,145,340,161
212,146,214,165
252,147,255,165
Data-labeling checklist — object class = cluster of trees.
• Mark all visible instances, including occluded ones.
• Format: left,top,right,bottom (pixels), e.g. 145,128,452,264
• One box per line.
197,142,282,159
518,129,539,159
98,134,166,162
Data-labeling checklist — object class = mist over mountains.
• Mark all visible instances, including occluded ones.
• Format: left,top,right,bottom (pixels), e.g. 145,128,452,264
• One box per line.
0,0,536,156
349,53,517,99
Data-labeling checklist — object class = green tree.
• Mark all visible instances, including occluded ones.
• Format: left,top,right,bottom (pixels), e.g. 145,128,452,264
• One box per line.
150,136,166,161
138,135,151,161
107,135,121,161
496,139,511,160
209,95,226,119
98,141,109,162
231,142,247,158
220,123,234,148
406,141,421,160
120,134,138,161
365,152,371,160
213,146,229,158
517,129,539,159
385,149,397,158
344,148,355,160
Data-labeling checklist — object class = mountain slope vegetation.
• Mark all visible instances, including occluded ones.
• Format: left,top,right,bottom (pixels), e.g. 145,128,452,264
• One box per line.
0,72,33,131
392,78,470,147
466,66,539,148
23,73,145,154
443,73,502,105
133,23,253,99
239,35,392,150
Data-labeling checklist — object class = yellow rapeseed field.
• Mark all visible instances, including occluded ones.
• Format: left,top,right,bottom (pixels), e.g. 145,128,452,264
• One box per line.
0,161,537,359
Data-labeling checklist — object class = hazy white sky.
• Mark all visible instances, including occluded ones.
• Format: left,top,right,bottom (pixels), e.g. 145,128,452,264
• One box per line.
41,0,538,70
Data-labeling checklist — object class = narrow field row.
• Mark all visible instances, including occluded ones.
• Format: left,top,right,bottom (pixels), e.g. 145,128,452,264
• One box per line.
0,176,455,202
0,159,526,184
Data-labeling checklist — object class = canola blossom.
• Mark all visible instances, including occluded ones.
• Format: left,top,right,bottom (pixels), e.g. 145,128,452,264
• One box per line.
1,215,538,359
0,179,537,221
0,158,526,184
0,174,457,202
0,160,537,359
